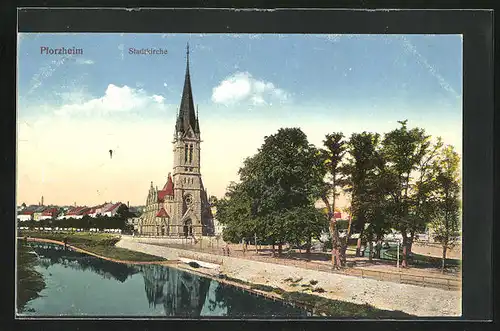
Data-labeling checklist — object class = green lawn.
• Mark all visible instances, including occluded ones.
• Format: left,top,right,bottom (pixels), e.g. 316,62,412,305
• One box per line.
19,231,165,262
382,247,461,267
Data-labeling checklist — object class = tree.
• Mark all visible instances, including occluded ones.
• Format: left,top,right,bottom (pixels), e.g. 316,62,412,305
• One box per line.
115,204,133,221
215,182,257,244
381,120,433,267
341,131,383,262
320,133,347,268
428,145,461,273
208,196,218,206
220,128,327,256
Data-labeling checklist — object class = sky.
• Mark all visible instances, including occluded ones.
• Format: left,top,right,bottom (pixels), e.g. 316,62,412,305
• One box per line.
17,33,463,207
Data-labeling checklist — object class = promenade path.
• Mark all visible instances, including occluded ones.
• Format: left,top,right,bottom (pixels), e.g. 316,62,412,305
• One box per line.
130,237,461,290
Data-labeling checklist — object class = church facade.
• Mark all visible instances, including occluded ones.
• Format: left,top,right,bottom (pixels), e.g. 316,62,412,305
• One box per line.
138,45,214,237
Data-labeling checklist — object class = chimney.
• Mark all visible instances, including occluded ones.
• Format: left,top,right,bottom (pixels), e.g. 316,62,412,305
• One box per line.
41,196,44,206
127,201,130,208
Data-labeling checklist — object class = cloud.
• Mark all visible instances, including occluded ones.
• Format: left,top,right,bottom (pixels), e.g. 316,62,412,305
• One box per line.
54,84,167,116
211,72,290,106
75,58,94,65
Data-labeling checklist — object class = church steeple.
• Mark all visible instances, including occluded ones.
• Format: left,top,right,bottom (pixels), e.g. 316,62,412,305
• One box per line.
176,43,199,135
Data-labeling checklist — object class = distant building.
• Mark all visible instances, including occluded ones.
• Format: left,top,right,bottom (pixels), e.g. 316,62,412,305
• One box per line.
58,206,90,219
33,206,47,221
17,212,33,222
39,207,60,220
101,202,124,217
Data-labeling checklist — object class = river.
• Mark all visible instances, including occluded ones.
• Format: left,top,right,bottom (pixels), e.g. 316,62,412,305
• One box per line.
17,242,310,317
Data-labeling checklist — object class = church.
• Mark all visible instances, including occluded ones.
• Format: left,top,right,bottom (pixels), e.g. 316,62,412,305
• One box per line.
138,44,214,237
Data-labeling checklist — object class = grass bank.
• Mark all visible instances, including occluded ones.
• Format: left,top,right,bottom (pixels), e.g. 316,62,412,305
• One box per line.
221,275,414,318
17,241,46,312
19,231,165,262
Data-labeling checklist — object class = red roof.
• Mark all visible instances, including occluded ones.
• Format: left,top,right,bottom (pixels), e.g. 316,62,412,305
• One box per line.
158,174,174,202
67,206,89,215
103,202,122,213
42,208,58,216
156,208,170,218
334,212,342,219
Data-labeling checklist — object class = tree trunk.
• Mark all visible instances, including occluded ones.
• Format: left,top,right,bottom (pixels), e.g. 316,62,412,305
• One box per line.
408,230,415,254
401,229,408,267
278,243,283,256
330,218,342,269
441,245,447,273
271,243,275,257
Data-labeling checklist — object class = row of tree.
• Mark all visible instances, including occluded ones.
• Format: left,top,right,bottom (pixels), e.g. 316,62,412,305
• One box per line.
215,120,461,271
19,205,135,232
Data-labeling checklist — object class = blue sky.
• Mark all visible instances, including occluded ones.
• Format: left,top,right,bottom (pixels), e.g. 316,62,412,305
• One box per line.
17,33,462,206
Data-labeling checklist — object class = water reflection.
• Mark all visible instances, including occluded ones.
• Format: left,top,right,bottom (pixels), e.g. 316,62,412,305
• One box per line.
24,242,308,317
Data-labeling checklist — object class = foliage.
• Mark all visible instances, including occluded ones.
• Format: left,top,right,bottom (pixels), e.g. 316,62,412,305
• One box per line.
319,132,347,267
428,145,461,271
217,128,327,248
379,120,439,266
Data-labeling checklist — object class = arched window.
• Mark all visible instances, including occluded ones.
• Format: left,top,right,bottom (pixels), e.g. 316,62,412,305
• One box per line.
184,144,188,163
189,144,193,163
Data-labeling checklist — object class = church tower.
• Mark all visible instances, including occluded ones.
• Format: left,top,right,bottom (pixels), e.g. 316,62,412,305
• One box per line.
172,43,205,237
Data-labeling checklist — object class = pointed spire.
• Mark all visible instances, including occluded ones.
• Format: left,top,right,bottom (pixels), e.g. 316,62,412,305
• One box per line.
186,42,190,73
175,42,197,135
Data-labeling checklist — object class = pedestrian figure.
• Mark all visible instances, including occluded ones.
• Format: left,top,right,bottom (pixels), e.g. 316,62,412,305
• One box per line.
222,247,226,255
225,244,230,256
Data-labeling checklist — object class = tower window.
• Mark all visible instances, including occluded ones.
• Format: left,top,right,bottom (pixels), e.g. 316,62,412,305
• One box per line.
189,145,193,163
184,144,188,163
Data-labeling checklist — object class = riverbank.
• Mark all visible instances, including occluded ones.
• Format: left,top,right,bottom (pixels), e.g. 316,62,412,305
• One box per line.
18,231,165,262
117,236,461,317
17,242,46,312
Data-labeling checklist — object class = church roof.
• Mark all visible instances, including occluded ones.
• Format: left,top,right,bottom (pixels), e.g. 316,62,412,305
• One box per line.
175,43,200,135
162,173,174,195
157,173,174,202
156,207,170,218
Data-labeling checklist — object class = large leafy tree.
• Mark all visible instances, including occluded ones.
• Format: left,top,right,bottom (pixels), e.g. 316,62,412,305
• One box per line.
219,127,327,255
320,133,347,268
428,145,461,272
341,131,383,261
381,120,433,267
